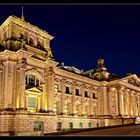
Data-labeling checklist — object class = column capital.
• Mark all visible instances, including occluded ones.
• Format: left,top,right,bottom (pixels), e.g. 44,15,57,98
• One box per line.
45,66,55,78
17,59,27,70
117,85,125,91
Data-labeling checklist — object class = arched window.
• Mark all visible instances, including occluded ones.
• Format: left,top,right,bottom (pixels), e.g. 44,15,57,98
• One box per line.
26,74,40,87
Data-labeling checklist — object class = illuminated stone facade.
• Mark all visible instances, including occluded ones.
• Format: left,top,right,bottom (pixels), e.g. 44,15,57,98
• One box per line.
0,15,139,136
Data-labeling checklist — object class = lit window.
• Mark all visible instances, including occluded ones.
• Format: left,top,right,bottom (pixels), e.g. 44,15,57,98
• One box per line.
34,121,42,131
26,74,40,87
27,97,36,108
85,106,88,116
54,84,59,92
65,104,68,114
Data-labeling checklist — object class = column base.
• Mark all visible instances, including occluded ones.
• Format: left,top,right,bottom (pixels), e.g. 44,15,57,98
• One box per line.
15,108,28,113
1,108,15,112
59,112,65,115
46,110,55,115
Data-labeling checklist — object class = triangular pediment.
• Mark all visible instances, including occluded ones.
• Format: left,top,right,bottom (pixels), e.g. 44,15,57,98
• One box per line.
120,74,140,87
25,87,42,96
26,87,42,93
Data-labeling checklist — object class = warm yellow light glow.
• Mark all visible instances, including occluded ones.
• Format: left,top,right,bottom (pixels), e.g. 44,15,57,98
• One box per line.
54,84,59,92
16,95,19,108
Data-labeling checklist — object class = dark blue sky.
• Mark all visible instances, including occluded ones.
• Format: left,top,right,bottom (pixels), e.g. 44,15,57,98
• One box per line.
0,4,140,76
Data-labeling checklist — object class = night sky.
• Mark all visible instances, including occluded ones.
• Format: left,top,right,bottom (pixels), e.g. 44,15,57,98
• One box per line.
0,4,140,77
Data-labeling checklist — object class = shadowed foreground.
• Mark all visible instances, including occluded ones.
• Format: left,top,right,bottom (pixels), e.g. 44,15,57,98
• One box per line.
61,125,140,136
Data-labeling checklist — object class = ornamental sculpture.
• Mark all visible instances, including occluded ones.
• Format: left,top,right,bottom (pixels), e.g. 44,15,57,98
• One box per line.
128,77,140,87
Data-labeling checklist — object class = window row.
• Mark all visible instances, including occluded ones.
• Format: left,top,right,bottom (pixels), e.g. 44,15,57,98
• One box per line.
54,84,96,99
34,121,92,131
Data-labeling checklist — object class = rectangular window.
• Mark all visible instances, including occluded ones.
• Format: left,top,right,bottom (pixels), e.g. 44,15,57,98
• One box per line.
34,121,42,131
56,122,62,131
79,122,83,128
93,93,96,99
88,122,92,128
27,97,36,108
29,75,35,86
69,122,73,129
76,89,79,96
66,86,70,94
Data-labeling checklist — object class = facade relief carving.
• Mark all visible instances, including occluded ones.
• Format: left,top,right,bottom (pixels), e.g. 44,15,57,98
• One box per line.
45,66,55,78
17,58,27,70
128,77,140,87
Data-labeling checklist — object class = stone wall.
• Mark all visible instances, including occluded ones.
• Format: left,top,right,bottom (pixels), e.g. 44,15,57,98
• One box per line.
0,113,99,136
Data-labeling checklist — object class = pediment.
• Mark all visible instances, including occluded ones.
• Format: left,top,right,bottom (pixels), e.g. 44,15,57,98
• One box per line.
120,74,140,87
25,87,42,96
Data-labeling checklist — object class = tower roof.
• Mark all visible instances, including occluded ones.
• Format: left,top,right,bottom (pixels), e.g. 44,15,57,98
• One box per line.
0,15,54,40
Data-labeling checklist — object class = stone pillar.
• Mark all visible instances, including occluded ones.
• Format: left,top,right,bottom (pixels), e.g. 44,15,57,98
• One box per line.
118,86,124,116
102,85,108,115
3,60,17,110
18,60,27,110
135,93,139,116
133,91,136,116
81,84,85,116
72,81,76,115
0,62,3,109
41,84,46,111
126,89,130,116
45,66,55,113
60,78,66,115
114,88,119,116
138,93,140,116
89,89,93,116
123,89,127,116
130,91,133,116
107,88,111,116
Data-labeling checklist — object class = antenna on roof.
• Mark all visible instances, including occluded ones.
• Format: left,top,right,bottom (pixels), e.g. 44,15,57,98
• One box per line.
21,6,25,21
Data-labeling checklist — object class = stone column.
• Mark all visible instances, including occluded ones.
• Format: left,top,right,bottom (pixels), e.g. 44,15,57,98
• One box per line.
117,86,124,116
123,89,127,116
133,91,136,116
71,81,76,115
18,60,27,110
126,89,130,116
114,88,119,116
130,91,133,116
41,84,46,111
80,84,85,116
138,93,140,116
0,62,3,109
89,88,93,116
107,88,112,116
102,85,108,115
45,66,55,113
60,78,66,115
135,93,139,116
3,60,17,110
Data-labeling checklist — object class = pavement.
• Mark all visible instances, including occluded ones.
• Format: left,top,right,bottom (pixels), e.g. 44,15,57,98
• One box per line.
61,125,140,136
